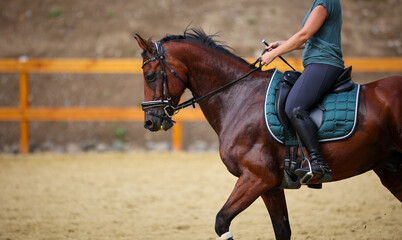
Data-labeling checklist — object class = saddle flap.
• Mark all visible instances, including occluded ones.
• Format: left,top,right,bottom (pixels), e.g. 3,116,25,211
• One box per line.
309,107,324,128
274,71,302,130
275,81,293,130
332,66,354,93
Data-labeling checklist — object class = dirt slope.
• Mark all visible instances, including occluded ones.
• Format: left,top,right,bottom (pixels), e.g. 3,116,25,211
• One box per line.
1,0,401,58
0,0,401,152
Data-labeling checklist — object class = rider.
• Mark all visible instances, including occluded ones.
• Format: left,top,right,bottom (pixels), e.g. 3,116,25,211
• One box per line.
261,0,345,182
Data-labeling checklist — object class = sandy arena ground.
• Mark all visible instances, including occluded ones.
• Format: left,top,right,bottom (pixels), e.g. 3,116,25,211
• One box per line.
0,152,401,240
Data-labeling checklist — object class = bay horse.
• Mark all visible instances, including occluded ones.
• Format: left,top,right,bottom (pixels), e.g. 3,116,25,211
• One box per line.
135,29,402,240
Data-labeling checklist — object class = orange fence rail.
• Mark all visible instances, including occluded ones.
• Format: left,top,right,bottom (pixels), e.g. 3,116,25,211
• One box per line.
0,57,401,153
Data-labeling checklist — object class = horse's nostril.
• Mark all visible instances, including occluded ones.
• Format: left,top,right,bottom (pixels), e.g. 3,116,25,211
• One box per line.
145,120,153,127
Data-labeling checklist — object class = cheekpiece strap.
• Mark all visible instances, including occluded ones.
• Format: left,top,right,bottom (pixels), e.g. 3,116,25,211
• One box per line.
141,41,164,69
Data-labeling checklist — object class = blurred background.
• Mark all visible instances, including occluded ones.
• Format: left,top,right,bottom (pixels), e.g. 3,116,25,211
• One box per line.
1,0,401,153
1,1,401,239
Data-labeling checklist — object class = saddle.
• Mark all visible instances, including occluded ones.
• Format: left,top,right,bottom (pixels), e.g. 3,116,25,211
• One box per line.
275,66,354,132
267,66,356,189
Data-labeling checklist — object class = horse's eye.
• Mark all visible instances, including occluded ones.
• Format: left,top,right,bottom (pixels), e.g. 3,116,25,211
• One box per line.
145,72,156,82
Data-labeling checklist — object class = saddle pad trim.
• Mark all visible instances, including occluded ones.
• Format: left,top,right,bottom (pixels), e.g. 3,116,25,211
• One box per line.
264,69,361,144
264,69,284,144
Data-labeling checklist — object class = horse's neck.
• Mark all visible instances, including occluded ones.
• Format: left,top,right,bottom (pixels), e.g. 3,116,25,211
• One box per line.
183,46,269,134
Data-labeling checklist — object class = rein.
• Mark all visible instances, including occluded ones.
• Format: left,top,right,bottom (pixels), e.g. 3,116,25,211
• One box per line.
141,41,263,122
174,66,261,111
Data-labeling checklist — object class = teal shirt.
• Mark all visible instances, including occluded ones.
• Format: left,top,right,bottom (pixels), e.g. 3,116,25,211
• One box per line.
302,0,344,69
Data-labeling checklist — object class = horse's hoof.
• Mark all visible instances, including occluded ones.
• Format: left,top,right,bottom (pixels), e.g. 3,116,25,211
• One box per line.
217,231,233,240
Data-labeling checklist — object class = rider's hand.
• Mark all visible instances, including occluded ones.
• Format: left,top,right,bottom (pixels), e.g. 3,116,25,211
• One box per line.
261,51,276,66
265,41,281,52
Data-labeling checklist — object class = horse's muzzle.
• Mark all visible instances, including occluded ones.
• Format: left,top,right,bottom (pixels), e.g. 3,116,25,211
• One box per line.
143,109,174,132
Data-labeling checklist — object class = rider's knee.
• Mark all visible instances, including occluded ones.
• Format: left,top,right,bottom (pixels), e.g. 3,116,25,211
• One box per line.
286,105,309,120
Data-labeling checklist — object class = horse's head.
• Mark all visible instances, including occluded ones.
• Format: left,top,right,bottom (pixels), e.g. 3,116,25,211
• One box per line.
135,34,189,132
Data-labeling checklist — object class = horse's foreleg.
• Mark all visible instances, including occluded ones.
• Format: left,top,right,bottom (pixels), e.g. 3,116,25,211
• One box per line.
374,168,402,202
215,172,270,238
261,189,291,240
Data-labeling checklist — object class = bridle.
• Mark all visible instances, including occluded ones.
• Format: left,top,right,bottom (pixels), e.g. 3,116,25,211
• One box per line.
141,41,263,124
141,41,188,123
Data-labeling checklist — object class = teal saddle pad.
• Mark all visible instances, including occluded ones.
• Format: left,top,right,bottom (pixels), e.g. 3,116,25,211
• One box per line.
264,69,361,144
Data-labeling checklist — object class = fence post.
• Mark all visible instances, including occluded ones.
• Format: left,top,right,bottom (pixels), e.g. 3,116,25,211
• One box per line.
19,57,29,154
172,121,183,151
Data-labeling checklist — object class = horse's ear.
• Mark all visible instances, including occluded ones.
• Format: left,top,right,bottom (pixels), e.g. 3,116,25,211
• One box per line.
134,34,154,53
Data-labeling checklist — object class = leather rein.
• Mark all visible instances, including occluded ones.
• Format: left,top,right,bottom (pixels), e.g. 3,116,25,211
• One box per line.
141,41,263,124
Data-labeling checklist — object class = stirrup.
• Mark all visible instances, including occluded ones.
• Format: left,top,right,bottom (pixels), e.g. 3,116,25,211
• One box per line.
295,160,332,184
299,157,314,185
293,132,315,185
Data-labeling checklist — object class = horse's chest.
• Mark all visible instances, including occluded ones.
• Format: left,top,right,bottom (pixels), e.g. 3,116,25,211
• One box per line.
220,155,242,177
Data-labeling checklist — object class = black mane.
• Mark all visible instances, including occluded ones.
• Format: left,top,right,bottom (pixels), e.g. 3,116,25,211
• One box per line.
161,28,251,66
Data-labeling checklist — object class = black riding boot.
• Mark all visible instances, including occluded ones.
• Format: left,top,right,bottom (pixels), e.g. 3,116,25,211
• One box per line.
291,108,332,182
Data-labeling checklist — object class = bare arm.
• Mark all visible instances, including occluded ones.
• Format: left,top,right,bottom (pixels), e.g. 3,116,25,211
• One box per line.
266,41,305,51
261,5,327,66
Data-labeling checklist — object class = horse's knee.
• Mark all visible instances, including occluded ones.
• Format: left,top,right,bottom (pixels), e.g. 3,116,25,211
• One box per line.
215,211,231,236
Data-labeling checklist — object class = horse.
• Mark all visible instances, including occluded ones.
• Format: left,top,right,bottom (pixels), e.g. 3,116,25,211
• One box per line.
135,28,402,240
